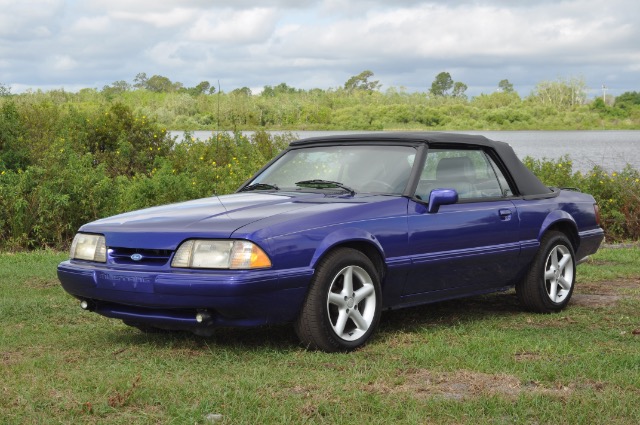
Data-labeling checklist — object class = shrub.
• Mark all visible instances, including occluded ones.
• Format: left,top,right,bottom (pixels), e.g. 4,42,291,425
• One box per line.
524,156,640,241
0,141,114,249
0,96,637,250
83,103,175,177
0,101,29,171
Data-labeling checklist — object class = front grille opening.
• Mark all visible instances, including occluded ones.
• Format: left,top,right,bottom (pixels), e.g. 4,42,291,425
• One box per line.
108,247,173,266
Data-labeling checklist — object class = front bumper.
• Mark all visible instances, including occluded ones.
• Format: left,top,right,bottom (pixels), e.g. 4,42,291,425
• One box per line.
57,260,312,330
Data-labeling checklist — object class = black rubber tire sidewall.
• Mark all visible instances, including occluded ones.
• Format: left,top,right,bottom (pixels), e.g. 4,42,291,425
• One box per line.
517,231,576,313
294,248,382,352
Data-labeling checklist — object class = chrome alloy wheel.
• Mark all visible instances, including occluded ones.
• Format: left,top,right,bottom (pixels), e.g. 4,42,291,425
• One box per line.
544,244,574,303
326,265,377,341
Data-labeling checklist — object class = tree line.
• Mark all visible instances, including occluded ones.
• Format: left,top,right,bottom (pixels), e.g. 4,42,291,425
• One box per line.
1,70,638,131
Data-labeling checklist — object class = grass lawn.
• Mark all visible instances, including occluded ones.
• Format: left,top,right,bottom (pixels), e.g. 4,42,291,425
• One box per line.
1,248,639,424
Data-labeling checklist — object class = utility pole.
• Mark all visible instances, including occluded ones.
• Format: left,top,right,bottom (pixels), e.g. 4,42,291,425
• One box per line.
602,84,608,103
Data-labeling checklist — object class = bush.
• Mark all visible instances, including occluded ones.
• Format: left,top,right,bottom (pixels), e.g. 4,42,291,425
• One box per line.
83,103,175,176
0,143,114,249
577,166,640,240
524,155,640,241
0,93,637,250
0,102,292,251
0,101,29,171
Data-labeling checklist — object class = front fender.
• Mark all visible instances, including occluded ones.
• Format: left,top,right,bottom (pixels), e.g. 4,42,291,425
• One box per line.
538,210,578,241
309,227,385,269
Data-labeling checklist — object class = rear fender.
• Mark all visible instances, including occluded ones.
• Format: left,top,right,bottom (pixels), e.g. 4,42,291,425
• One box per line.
538,210,578,243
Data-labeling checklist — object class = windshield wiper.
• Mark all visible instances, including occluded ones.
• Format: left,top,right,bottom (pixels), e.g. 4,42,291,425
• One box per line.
295,179,355,196
239,183,279,192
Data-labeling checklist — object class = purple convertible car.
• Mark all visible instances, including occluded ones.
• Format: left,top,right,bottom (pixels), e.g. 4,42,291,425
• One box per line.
58,133,604,352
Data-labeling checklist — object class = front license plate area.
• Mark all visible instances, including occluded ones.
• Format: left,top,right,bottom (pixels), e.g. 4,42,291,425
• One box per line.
96,271,155,293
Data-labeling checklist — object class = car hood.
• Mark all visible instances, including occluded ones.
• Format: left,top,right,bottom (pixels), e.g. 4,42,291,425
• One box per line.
79,192,379,249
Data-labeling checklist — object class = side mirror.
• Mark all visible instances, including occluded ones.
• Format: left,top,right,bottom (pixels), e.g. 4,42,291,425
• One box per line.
427,189,458,213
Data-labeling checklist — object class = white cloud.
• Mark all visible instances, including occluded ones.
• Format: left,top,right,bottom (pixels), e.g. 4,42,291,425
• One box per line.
70,16,111,32
1,0,638,96
111,8,196,28
51,55,78,71
146,42,192,67
187,8,278,43
0,0,63,38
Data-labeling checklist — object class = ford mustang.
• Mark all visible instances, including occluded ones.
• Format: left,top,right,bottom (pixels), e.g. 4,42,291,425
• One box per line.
58,132,604,352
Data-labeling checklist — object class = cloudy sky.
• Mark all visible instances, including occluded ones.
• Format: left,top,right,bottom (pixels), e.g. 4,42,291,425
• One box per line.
1,0,638,97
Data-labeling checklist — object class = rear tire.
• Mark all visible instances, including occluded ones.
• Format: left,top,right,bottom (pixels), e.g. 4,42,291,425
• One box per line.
294,248,381,352
516,231,576,313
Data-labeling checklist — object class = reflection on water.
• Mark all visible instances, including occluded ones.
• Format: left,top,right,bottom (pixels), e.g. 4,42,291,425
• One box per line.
171,130,640,173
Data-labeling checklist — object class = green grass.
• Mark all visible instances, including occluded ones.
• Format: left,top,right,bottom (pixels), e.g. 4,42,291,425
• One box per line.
1,248,639,424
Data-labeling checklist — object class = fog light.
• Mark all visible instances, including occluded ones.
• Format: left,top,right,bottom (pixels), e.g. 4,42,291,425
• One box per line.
196,311,211,323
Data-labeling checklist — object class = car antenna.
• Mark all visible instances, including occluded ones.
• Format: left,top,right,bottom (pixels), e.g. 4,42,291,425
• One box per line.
214,79,221,195
214,79,228,213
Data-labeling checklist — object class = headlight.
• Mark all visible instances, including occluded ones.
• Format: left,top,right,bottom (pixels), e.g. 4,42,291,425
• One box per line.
171,240,272,269
70,233,107,263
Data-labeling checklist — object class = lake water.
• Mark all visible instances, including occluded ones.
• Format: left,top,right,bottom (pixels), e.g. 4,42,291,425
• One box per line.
171,130,640,173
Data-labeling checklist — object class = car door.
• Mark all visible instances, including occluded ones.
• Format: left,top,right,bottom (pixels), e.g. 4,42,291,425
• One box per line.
403,147,521,297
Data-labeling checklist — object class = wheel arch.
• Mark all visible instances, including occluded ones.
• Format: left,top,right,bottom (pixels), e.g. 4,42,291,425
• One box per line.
309,229,386,283
538,211,579,251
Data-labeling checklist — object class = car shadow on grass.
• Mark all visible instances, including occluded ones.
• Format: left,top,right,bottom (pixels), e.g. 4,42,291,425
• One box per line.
378,290,524,335
101,291,524,353
105,322,302,353
99,280,638,352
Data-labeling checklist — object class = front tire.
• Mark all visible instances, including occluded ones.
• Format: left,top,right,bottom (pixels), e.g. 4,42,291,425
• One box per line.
295,248,382,352
517,231,576,313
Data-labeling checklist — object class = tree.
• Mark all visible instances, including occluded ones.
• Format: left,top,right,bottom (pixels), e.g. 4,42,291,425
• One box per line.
498,79,514,93
189,81,213,96
261,85,275,97
344,70,381,92
274,82,297,95
531,77,587,108
133,72,148,89
146,75,171,92
112,80,131,92
0,83,10,97
614,91,640,109
591,97,607,111
262,83,297,96
102,80,131,96
452,82,468,99
231,87,252,96
196,81,211,94
146,75,175,93
430,72,454,96
430,72,469,98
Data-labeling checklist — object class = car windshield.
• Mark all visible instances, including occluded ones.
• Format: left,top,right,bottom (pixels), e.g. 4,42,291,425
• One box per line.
248,145,417,195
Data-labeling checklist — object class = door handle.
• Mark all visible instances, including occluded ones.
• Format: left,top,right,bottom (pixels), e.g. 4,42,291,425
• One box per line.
499,209,512,221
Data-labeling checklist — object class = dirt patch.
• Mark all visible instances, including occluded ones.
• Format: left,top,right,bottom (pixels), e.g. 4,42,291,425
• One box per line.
574,278,640,307
23,277,59,289
1,350,26,367
364,369,573,401
571,294,623,307
579,278,640,295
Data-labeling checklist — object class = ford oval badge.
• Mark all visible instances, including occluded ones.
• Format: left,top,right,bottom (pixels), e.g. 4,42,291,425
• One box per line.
131,253,143,262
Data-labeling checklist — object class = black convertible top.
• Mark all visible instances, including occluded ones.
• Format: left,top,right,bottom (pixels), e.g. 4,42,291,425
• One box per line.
290,132,552,197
